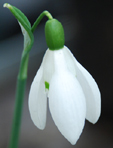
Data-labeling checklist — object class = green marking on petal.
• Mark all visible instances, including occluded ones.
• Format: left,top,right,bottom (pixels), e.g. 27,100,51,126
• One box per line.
45,81,49,90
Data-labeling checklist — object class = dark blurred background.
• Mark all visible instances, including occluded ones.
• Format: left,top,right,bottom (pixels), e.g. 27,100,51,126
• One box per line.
0,0,113,148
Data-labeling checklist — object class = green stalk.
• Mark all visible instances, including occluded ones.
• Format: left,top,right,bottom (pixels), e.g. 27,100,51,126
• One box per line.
9,78,26,148
4,4,53,148
2,5,34,148
9,42,33,148
31,10,53,33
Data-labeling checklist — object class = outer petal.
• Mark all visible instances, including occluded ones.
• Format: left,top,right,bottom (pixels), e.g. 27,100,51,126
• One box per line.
28,66,47,129
63,46,101,123
42,49,54,83
75,61,101,123
48,50,86,145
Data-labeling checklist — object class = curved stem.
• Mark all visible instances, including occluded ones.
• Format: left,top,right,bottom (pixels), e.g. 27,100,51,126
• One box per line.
31,10,53,33
4,4,53,148
8,35,33,148
9,78,26,148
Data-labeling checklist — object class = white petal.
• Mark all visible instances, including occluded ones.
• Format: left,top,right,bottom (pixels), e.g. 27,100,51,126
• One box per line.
76,61,101,124
28,66,47,129
42,49,54,83
48,51,86,145
63,46,101,123
63,46,77,76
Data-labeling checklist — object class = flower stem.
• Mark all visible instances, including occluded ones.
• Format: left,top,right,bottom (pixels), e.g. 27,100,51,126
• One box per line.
8,34,33,148
31,10,53,33
5,5,53,148
9,78,26,148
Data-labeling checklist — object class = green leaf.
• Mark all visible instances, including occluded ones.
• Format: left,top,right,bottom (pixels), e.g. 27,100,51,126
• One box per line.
3,3,34,53
3,3,31,28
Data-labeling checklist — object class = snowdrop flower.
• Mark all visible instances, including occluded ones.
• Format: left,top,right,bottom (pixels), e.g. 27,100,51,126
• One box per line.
29,19,101,145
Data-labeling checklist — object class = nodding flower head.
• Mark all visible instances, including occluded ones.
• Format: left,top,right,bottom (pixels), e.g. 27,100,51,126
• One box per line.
28,19,101,145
